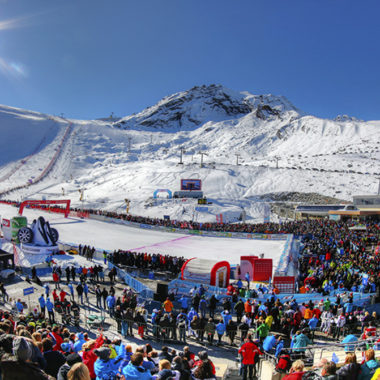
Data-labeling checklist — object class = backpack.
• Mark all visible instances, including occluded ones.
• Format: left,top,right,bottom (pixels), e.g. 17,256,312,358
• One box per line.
275,354,291,373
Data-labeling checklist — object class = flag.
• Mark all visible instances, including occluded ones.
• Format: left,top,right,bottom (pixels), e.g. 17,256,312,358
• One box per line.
332,352,339,364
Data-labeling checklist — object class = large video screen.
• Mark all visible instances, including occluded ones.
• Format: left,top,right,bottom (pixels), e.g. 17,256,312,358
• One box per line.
181,179,202,191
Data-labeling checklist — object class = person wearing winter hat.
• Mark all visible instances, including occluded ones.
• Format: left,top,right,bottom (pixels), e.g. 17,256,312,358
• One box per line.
61,342,73,356
94,346,123,380
74,333,86,353
13,335,32,361
57,353,83,380
1,336,54,380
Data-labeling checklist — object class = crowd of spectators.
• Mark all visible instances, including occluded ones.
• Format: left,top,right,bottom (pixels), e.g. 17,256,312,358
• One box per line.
109,250,185,276
0,308,223,380
1,200,380,379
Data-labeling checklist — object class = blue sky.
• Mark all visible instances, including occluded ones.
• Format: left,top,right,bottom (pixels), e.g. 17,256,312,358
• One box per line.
0,0,379,120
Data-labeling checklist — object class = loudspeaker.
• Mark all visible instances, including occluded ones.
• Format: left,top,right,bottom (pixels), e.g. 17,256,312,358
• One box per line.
153,293,163,302
157,283,168,298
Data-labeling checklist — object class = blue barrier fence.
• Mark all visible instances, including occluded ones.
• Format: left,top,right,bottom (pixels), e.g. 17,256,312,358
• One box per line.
108,263,154,299
168,278,228,299
169,277,374,309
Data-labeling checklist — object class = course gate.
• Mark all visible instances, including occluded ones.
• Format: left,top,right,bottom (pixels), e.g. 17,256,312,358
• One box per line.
153,189,172,199
19,199,71,218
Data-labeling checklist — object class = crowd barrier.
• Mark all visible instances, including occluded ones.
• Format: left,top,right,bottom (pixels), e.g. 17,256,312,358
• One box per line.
108,262,154,299
107,318,252,347
168,278,228,299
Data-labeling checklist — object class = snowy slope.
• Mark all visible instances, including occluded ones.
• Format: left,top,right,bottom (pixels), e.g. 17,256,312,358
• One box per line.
0,203,285,269
0,85,379,223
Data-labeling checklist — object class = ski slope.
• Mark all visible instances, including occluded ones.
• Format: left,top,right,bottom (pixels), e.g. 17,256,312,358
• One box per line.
0,85,379,225
0,204,286,269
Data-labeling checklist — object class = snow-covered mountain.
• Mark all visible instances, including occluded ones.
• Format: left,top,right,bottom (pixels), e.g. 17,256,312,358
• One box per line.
0,84,379,223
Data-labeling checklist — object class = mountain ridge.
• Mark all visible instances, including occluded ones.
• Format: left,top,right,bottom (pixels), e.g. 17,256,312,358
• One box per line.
0,85,378,223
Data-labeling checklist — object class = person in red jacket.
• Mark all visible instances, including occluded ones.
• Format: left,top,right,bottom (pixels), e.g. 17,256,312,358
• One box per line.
52,289,59,302
282,360,305,380
238,333,263,380
53,271,60,289
51,325,64,351
82,335,104,379
59,289,67,303
193,351,216,375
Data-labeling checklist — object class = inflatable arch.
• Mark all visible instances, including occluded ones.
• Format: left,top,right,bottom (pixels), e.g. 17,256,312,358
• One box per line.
181,258,230,288
19,199,71,218
153,189,172,199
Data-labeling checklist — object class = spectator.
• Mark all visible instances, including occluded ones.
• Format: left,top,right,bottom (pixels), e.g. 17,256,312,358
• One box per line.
282,360,305,380
94,347,122,380
159,346,173,363
67,362,91,380
163,298,173,313
46,298,55,324
216,319,225,345
1,336,54,380
238,334,262,380
156,359,176,380
321,361,338,379
42,337,66,377
121,352,152,380
291,330,311,357
192,359,215,380
336,353,360,380
57,353,83,380
76,283,84,304
205,318,215,345
358,349,379,380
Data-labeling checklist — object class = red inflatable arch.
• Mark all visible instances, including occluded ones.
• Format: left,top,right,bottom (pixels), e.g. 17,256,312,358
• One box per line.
181,257,231,288
19,199,71,218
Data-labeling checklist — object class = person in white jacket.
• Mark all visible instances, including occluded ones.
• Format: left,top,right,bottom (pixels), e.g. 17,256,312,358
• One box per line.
321,310,333,334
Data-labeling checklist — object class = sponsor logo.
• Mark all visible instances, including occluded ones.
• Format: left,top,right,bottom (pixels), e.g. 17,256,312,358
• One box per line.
2,219,10,228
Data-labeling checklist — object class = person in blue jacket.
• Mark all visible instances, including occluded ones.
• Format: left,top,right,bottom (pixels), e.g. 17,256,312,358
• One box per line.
221,310,232,326
292,330,311,354
68,283,74,301
344,301,354,313
106,294,116,317
38,294,46,315
262,335,277,353
46,297,55,324
275,338,284,357
216,319,226,345
179,295,189,311
74,333,86,352
121,352,152,380
15,299,23,313
43,283,50,297
358,348,380,380
187,307,198,323
118,345,133,374
245,272,250,289
94,346,124,380
199,297,207,318
83,282,89,303
308,316,319,331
